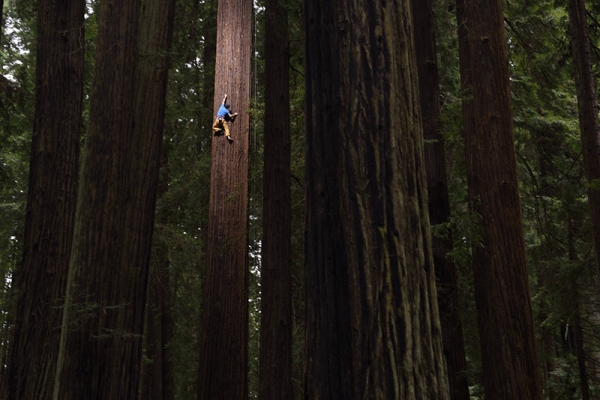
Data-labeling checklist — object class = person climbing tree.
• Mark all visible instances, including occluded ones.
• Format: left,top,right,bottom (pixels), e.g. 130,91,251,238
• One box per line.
212,93,238,142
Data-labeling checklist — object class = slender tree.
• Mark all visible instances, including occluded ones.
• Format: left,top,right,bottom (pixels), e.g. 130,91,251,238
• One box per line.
304,0,449,397
465,0,543,397
412,0,470,399
200,0,217,143
5,0,84,398
573,305,590,399
197,0,252,398
52,0,166,396
567,217,591,400
259,0,292,398
140,240,175,400
0,0,4,53
531,126,562,398
136,0,177,398
144,141,175,399
567,0,600,277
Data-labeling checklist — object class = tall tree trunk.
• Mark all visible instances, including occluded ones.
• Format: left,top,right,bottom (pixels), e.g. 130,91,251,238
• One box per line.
412,0,469,398
304,0,449,398
566,217,591,400
138,153,175,400
465,0,543,398
140,241,175,400
574,310,590,400
567,0,600,276
136,0,177,397
0,0,4,54
53,0,170,396
199,0,217,149
533,125,562,399
259,0,292,399
455,0,484,339
197,0,252,398
6,0,84,398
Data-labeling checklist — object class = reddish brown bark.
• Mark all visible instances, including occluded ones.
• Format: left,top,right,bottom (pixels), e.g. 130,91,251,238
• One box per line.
465,0,543,397
140,247,175,400
197,0,252,398
259,0,293,399
567,0,600,277
412,0,469,398
136,0,177,397
53,0,168,397
6,0,84,398
304,0,448,397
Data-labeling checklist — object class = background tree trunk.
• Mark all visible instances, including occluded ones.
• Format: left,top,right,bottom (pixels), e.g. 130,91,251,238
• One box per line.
566,217,591,400
6,0,84,398
411,0,470,398
259,0,292,399
566,0,600,277
53,0,163,397
531,124,563,399
199,0,217,150
197,0,252,398
574,309,590,400
140,243,175,400
304,0,449,397
136,0,177,397
466,0,543,397
0,0,4,53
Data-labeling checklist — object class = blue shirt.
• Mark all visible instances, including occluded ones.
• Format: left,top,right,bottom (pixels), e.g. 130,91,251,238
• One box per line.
217,104,232,118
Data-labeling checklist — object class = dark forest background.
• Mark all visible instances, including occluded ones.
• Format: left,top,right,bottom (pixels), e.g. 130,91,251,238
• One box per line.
1,0,600,398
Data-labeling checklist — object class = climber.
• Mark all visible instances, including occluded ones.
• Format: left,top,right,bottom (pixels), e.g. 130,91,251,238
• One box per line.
212,94,238,143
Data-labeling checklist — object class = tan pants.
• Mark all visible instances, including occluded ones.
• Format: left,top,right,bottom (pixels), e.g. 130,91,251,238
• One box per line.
212,117,230,137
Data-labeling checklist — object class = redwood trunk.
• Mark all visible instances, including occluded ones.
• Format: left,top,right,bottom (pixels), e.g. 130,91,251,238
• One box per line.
140,245,175,400
466,0,543,397
197,0,252,398
304,0,448,397
259,0,292,398
53,0,156,397
6,0,84,398
200,0,217,145
136,0,177,398
412,0,469,398
567,0,600,276
574,310,590,400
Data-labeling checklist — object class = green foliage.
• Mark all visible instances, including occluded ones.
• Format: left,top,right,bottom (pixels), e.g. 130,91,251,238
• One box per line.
0,3,36,365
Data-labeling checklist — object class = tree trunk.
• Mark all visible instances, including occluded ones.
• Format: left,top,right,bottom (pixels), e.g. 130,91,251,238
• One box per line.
574,311,590,400
259,0,292,399
0,0,4,54
412,0,470,398
199,0,217,150
304,0,449,398
6,0,84,398
566,217,591,400
140,241,175,400
465,0,543,398
455,0,484,324
567,0,600,277
136,0,177,397
532,125,562,399
53,0,170,397
197,0,252,398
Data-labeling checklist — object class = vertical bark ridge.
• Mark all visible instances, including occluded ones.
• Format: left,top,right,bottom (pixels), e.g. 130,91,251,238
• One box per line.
305,0,449,397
